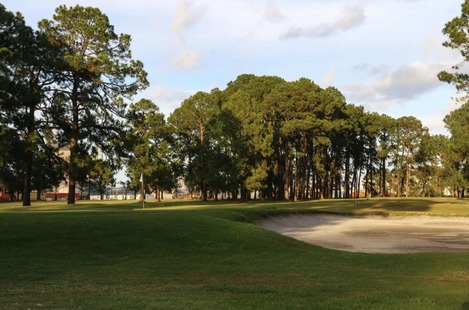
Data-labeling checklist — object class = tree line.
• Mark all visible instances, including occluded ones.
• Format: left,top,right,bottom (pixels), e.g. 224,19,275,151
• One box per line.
130,75,467,201
1,3,468,205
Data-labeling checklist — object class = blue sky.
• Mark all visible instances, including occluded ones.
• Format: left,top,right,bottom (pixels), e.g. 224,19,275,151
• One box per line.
3,0,464,134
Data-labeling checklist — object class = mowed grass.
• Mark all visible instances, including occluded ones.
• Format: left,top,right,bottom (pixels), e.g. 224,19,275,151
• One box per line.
1,198,469,309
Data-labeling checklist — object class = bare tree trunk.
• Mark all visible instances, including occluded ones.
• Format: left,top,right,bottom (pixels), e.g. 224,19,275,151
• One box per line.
381,157,386,197
68,80,79,205
405,146,411,197
344,153,350,198
23,153,32,206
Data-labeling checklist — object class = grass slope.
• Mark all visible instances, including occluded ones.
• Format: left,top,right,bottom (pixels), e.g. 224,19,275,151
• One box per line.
1,198,469,309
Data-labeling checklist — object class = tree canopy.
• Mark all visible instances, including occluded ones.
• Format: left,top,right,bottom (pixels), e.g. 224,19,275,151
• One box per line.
38,5,148,204
1,2,468,203
438,0,469,197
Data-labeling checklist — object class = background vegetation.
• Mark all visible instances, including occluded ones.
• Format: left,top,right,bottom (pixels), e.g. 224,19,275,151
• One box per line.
1,2,469,206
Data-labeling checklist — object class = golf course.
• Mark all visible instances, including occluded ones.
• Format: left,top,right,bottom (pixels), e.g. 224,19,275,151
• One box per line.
1,198,469,309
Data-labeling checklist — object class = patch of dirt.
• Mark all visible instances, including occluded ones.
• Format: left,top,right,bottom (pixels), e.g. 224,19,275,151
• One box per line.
258,214,469,254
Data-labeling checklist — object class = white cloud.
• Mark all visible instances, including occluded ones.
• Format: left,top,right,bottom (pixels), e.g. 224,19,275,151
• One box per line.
353,64,390,76
280,3,366,39
342,82,376,104
264,1,287,23
172,48,202,69
170,0,206,34
152,85,193,114
373,62,443,100
414,95,462,135
169,0,205,69
418,114,448,135
343,61,448,108
335,3,366,30
321,66,337,87
422,26,461,61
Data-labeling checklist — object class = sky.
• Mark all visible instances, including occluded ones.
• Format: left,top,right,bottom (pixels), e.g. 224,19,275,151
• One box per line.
2,0,465,135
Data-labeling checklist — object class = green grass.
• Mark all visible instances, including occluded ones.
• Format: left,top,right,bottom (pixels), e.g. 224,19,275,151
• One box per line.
1,198,469,309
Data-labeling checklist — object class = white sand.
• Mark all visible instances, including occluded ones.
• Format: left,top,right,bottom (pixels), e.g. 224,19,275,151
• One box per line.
258,214,469,254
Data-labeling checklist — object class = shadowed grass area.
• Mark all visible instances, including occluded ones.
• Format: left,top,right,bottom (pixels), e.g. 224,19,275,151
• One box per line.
1,198,469,309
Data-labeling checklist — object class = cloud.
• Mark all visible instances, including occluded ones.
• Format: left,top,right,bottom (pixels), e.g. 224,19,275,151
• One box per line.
321,66,337,87
280,3,365,39
172,48,202,69
419,114,448,135
372,62,444,101
353,64,390,76
264,1,287,23
411,95,461,135
342,82,376,103
422,26,461,61
170,0,206,34
335,3,366,30
152,85,192,114
170,0,205,69
343,61,447,108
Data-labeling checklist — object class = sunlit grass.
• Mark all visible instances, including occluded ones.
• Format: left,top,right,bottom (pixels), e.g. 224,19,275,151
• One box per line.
2,197,468,215
1,197,468,309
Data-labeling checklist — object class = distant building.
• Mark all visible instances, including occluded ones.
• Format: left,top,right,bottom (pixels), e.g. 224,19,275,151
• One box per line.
0,181,10,202
44,147,82,201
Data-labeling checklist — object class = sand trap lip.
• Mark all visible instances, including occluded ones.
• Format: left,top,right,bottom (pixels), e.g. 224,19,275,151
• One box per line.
258,214,469,254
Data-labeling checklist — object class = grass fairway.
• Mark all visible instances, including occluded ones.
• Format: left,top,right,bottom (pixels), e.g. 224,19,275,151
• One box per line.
1,198,469,309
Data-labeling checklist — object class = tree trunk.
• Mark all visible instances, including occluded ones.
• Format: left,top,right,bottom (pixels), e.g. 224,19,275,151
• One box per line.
335,174,341,198
406,162,411,197
202,182,208,201
140,180,144,202
396,169,401,198
305,165,311,200
357,166,362,198
67,146,77,204
405,145,411,197
381,156,386,197
344,152,350,198
320,176,325,199
22,151,32,206
68,79,79,205
297,155,307,201
22,106,35,207
284,153,291,200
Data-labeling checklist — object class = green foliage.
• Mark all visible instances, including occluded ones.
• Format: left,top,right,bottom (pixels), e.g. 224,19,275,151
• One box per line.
168,89,240,200
125,99,175,200
163,73,463,201
389,116,428,197
2,1,468,205
443,103,469,196
414,134,448,197
439,2,469,196
0,4,63,205
221,75,387,200
38,5,148,204
439,1,469,93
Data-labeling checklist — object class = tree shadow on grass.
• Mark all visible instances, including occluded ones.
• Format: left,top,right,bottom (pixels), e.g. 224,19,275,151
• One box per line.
293,198,465,215
352,198,469,214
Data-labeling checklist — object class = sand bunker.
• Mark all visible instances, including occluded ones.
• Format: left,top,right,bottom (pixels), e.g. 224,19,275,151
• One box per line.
258,214,469,254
